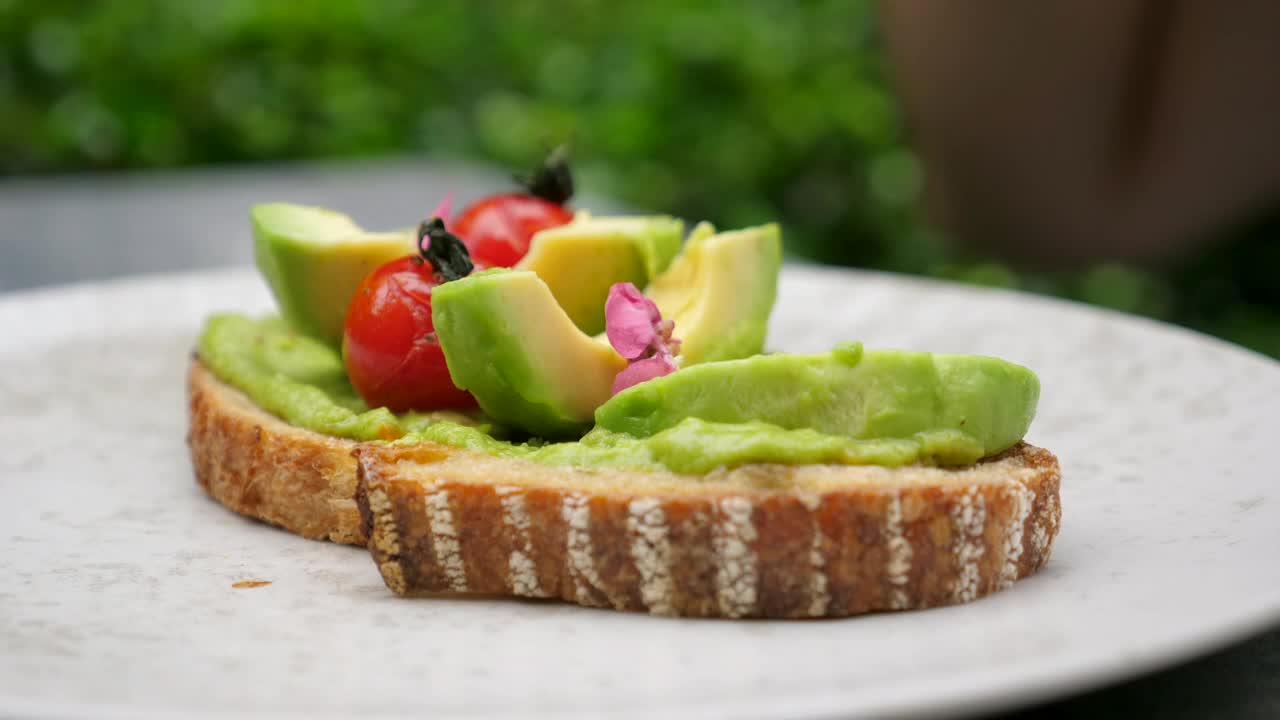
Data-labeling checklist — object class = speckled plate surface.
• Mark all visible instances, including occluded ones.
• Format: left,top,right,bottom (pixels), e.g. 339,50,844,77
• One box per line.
3,266,1279,720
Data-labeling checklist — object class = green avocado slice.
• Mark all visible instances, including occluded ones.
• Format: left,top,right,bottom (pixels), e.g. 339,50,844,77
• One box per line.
646,222,782,364
251,203,416,346
594,342,1040,465
432,270,627,439
515,214,683,335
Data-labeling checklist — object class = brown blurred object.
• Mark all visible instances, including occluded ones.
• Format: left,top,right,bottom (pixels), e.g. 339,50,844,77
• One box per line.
879,1,1280,268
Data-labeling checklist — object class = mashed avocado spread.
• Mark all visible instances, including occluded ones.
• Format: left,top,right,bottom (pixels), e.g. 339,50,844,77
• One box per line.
199,314,1038,474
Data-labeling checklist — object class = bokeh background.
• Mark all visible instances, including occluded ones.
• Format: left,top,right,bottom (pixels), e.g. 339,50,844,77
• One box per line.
2,0,1277,357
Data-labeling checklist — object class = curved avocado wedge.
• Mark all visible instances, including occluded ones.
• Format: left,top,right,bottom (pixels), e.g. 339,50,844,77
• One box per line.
596,342,1040,465
646,222,782,364
432,270,626,439
515,214,683,335
252,203,415,346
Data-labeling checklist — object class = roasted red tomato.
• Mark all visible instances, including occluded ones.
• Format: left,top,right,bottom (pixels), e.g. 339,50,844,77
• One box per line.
452,146,576,268
342,219,476,412
452,193,573,268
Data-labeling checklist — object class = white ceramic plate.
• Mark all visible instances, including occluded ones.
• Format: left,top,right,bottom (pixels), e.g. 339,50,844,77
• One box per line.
3,266,1279,720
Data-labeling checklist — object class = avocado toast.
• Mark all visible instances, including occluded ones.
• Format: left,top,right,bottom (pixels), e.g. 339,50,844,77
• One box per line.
189,355,1059,617
187,168,1060,618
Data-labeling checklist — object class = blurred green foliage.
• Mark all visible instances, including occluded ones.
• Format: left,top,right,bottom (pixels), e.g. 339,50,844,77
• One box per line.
1,0,1276,357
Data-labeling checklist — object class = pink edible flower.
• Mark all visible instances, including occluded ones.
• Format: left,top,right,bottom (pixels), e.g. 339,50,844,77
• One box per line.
611,351,679,394
430,192,455,225
605,282,681,394
418,193,456,255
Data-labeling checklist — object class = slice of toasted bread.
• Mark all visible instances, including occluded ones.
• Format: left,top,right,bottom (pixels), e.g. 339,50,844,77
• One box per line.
188,357,1061,617
188,358,366,545
355,433,1061,619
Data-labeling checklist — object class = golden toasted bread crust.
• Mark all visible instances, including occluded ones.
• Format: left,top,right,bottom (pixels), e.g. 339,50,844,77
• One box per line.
188,357,1062,617
355,439,1061,618
188,359,365,545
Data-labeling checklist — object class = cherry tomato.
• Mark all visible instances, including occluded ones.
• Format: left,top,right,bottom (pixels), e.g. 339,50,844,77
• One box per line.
342,255,476,412
452,193,574,268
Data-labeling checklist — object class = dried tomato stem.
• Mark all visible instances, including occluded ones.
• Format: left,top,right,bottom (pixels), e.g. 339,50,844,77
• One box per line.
516,144,574,205
417,217,475,282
